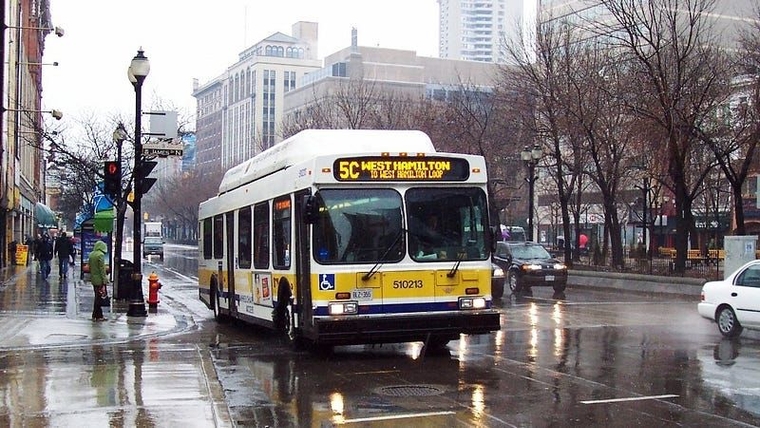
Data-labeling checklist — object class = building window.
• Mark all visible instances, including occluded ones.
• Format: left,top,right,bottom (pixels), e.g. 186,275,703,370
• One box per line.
284,71,296,92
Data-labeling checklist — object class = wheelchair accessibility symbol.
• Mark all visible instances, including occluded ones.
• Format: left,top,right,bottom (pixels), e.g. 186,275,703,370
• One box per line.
319,274,335,291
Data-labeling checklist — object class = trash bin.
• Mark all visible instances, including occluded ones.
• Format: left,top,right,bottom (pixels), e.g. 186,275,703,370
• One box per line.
117,259,135,300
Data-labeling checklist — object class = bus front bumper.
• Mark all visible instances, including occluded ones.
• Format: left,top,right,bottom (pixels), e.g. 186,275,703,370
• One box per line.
309,310,501,346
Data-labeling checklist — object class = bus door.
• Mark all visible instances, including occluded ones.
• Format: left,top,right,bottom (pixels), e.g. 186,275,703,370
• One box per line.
225,211,237,315
294,189,313,332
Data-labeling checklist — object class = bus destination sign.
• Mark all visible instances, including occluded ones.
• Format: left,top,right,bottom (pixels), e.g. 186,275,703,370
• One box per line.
334,156,470,181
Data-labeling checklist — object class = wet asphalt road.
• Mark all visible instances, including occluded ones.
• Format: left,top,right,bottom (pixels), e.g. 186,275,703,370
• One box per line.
1,244,760,427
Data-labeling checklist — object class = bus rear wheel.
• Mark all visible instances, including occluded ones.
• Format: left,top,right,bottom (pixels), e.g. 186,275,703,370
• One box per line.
212,282,228,323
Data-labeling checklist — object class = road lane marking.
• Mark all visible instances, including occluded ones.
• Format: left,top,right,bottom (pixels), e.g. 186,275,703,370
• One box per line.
338,411,456,423
581,394,679,404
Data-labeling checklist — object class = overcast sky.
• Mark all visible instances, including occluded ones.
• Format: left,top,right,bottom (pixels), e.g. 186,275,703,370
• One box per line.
41,0,439,125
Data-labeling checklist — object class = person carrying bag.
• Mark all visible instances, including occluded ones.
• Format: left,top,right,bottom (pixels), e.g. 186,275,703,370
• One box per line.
88,240,109,321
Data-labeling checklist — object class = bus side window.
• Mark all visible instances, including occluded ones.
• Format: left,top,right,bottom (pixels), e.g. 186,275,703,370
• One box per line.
202,218,213,260
273,196,292,269
238,207,252,269
213,215,224,259
253,202,269,269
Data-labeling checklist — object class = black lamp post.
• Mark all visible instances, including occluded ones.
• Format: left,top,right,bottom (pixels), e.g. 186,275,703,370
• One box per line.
127,48,149,318
112,123,127,295
521,144,543,242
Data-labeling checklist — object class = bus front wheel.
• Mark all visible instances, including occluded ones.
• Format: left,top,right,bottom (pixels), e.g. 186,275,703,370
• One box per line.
212,281,228,323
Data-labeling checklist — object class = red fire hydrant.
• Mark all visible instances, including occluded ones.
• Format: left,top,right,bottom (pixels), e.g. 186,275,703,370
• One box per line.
147,271,162,313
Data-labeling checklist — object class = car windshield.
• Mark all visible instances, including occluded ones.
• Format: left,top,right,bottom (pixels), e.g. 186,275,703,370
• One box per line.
144,237,162,244
511,244,551,260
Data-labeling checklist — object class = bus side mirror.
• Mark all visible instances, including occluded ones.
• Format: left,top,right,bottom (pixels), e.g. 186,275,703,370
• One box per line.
303,195,318,224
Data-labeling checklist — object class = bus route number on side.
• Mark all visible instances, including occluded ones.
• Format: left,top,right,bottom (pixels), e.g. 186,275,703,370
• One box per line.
352,289,373,301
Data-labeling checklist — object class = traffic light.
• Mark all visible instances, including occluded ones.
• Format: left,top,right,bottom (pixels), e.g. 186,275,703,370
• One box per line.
104,161,121,196
136,160,158,195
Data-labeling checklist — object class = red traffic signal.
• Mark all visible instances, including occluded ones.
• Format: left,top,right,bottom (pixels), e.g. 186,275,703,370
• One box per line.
104,161,121,196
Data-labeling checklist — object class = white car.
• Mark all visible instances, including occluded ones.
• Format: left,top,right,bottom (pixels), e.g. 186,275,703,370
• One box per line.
698,259,760,338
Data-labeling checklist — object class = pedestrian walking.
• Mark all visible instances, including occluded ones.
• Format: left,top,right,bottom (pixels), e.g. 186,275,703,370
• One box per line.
37,234,53,280
24,235,33,266
33,234,42,273
88,240,108,321
54,231,74,279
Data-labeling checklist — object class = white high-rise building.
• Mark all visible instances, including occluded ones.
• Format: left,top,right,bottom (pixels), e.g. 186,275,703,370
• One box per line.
438,0,535,63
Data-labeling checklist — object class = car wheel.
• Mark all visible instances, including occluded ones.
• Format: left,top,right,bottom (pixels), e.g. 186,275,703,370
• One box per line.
508,271,522,293
553,284,566,292
717,306,743,338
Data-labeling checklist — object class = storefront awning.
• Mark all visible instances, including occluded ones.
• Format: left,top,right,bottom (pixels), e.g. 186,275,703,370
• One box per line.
35,203,57,228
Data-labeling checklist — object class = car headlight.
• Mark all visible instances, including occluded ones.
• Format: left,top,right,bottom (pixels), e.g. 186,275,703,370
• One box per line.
553,263,567,270
492,265,505,278
328,301,358,315
459,297,487,309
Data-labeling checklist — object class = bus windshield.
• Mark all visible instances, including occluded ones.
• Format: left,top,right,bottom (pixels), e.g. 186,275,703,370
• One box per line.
313,189,404,264
406,187,489,262
312,187,489,264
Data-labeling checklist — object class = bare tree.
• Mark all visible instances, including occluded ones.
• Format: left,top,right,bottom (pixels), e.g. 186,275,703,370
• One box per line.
146,167,222,241
599,0,730,272
694,6,760,236
498,14,589,266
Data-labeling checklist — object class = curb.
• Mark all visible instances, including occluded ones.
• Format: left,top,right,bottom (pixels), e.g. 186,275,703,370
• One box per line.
569,270,706,297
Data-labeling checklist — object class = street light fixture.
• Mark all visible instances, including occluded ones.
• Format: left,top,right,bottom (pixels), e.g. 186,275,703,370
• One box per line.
1,107,62,120
16,61,59,66
127,48,149,318
4,25,65,37
521,144,543,242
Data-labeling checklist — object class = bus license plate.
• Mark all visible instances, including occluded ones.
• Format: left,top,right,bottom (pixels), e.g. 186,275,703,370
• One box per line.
546,275,555,281
352,289,373,301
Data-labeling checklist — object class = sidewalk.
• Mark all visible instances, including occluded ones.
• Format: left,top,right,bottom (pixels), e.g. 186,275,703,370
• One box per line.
0,261,179,350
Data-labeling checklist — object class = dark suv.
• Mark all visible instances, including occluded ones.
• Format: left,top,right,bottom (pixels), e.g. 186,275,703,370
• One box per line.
493,242,567,294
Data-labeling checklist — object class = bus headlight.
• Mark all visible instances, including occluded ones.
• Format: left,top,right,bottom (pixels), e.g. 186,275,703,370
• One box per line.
329,301,358,315
459,297,486,310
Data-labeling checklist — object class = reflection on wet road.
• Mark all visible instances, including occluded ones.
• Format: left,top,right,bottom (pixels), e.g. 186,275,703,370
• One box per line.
209,288,760,427
0,342,224,427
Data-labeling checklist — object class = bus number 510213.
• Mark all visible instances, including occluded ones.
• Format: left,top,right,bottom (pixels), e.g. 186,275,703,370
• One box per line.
393,280,424,289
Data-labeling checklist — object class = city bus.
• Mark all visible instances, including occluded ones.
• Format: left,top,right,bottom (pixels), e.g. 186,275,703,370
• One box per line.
197,129,500,349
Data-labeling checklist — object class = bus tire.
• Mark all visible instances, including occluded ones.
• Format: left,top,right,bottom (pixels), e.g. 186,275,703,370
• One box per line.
212,279,227,323
424,336,453,355
275,277,303,350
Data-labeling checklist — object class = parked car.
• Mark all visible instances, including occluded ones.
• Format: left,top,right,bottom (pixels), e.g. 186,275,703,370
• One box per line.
698,259,760,338
493,241,568,293
491,263,505,300
143,236,164,261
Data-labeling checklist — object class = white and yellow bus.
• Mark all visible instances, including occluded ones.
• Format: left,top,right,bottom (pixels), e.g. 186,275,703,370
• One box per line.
198,129,500,349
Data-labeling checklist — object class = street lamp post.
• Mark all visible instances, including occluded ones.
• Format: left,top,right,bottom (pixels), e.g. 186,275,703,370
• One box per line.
112,123,128,296
521,144,543,242
127,48,149,318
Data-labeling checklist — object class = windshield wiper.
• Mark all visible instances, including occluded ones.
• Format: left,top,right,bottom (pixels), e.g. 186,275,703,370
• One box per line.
362,229,405,281
447,251,465,278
